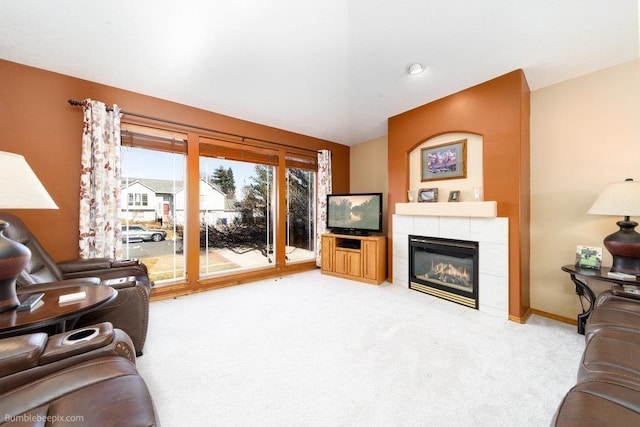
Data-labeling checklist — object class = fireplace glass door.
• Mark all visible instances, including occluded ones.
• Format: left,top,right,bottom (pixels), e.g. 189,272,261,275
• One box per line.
409,235,479,308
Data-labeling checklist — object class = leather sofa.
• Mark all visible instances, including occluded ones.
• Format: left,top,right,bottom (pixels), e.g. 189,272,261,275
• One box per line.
0,322,159,426
551,289,640,425
0,212,151,356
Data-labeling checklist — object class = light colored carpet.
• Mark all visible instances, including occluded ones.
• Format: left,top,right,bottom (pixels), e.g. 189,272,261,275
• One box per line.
136,270,584,427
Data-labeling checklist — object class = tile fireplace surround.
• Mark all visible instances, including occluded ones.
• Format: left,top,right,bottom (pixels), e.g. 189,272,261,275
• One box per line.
393,201,509,319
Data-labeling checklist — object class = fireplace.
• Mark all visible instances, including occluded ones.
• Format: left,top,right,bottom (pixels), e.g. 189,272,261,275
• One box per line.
409,235,479,309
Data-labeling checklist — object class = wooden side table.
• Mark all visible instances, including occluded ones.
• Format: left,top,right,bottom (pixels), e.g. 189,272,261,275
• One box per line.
0,284,117,338
562,264,640,334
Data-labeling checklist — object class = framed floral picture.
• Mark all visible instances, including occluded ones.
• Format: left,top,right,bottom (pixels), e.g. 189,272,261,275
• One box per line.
421,139,467,182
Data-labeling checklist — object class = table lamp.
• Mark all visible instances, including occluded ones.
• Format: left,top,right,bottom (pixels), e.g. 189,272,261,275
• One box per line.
0,151,58,313
588,178,640,275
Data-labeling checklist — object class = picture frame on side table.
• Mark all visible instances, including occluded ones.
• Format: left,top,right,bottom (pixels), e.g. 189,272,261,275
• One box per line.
575,245,602,270
421,139,467,182
418,188,438,203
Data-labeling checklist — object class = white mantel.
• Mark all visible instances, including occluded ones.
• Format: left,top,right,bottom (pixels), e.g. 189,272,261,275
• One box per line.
395,201,497,218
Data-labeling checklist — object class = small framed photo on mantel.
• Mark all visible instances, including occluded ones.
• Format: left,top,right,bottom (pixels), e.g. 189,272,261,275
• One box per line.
418,188,438,203
575,245,602,270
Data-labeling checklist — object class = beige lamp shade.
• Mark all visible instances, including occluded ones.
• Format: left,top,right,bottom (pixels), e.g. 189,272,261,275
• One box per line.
588,180,640,217
0,151,58,313
0,151,58,209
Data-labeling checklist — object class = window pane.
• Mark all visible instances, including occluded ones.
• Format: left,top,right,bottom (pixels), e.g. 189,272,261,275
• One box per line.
286,168,316,263
199,156,276,276
120,146,185,284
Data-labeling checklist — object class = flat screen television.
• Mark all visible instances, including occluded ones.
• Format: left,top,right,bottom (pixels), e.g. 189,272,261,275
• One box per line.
326,192,383,235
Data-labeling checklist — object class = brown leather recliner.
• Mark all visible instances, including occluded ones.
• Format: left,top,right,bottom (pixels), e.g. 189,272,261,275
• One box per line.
551,291,640,425
0,212,151,356
0,323,159,425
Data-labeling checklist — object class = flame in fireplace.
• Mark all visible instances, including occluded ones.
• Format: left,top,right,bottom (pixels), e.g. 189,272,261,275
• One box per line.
420,261,471,288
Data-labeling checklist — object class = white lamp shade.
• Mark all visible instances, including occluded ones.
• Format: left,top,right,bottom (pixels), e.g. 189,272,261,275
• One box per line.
588,180,640,217
0,151,58,209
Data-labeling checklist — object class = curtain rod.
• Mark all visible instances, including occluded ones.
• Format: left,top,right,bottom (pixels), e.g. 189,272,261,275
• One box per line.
67,99,325,154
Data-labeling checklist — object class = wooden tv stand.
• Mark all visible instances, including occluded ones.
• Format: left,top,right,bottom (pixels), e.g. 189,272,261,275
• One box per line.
320,233,387,285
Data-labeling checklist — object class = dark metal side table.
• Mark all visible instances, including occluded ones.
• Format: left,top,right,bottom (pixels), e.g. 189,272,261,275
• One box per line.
562,264,640,334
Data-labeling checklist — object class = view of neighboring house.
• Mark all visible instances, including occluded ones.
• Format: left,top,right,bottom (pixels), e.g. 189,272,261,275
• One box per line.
174,179,240,225
121,177,239,225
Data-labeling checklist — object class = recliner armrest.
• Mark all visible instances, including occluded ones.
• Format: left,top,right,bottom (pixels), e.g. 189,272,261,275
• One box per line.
0,324,137,393
58,258,114,274
0,333,48,378
111,258,140,268
18,277,101,293
102,276,137,290
40,322,116,365
593,290,640,308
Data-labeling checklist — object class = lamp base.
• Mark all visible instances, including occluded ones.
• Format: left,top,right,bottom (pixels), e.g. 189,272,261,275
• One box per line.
604,220,640,276
0,220,30,313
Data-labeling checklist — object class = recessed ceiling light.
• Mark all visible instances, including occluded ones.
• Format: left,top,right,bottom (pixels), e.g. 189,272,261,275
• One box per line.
407,63,424,75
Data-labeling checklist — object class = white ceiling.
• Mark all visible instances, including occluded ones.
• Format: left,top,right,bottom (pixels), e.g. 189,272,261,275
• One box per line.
0,1,638,146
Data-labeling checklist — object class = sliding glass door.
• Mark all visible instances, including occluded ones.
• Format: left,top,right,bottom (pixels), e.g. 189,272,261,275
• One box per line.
285,167,316,263
119,127,187,284
117,123,319,293
199,147,276,276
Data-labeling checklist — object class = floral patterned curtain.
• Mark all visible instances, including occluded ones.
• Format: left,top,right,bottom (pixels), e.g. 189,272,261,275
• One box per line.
79,99,122,259
316,149,332,267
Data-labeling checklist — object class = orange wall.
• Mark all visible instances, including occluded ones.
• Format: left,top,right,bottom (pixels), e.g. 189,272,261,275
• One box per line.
0,59,349,262
388,70,531,320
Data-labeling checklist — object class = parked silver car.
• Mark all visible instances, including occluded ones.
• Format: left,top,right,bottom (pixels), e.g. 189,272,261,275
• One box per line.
122,225,167,243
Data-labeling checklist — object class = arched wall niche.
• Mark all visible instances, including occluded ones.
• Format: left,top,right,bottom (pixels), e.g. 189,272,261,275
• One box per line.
408,132,483,202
